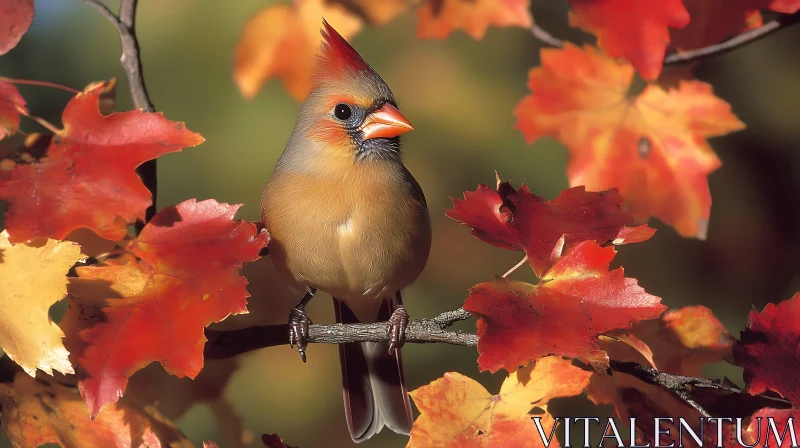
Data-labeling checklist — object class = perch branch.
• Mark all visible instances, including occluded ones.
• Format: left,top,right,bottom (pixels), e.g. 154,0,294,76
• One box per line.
204,308,475,359
528,11,800,65
204,308,792,417
83,0,157,226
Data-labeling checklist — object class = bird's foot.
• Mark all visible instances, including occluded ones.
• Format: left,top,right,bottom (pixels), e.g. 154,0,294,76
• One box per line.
289,305,312,363
388,305,409,356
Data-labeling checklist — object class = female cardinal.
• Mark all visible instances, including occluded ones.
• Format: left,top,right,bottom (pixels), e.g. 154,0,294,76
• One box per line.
261,21,431,442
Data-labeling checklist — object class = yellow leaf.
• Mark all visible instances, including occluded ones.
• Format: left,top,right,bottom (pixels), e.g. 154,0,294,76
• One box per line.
0,230,84,376
408,356,591,447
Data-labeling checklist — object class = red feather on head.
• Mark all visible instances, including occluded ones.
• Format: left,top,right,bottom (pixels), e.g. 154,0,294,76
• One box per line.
317,19,375,81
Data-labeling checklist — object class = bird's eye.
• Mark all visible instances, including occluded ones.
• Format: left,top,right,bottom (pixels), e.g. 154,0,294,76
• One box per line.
334,103,353,121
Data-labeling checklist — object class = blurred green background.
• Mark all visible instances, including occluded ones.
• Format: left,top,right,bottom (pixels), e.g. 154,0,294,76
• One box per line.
1,0,799,447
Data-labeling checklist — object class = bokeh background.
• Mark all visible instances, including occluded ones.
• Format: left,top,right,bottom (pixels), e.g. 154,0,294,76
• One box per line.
1,0,798,447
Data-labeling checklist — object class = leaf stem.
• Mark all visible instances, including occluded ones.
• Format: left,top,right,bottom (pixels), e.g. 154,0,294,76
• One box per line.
502,254,529,278
3,78,80,94
25,114,61,134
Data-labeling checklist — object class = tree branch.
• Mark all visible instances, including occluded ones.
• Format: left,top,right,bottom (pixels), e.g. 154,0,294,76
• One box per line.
204,308,475,360
204,307,792,418
528,11,800,66
83,0,157,226
664,12,800,65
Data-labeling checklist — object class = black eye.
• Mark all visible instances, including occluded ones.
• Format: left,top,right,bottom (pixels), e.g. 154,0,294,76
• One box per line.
334,103,352,121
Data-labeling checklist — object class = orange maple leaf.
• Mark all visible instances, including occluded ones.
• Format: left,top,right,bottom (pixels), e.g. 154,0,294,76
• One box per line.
408,356,591,448
568,0,690,80
447,178,655,277
0,0,33,55
515,44,745,238
62,199,268,416
417,0,532,40
233,0,362,100
465,240,665,373
0,79,27,140
0,82,205,243
588,305,733,433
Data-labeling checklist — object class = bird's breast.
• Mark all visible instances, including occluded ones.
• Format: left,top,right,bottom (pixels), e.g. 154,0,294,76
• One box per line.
262,162,431,307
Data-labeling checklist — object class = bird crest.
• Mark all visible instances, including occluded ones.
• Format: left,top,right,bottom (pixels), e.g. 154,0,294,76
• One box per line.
316,19,376,82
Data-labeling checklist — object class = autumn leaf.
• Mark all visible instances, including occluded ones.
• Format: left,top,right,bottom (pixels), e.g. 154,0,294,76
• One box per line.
0,373,194,448
408,356,591,447
734,294,800,447
634,305,733,376
465,240,664,373
447,177,655,277
568,0,690,80
734,293,800,403
62,199,268,416
0,0,33,55
0,230,83,377
515,44,745,238
417,0,532,40
741,407,800,448
0,78,27,140
234,0,362,100
0,81,205,243
588,305,733,437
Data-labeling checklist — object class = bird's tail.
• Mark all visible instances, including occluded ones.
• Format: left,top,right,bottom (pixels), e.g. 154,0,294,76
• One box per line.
333,297,414,443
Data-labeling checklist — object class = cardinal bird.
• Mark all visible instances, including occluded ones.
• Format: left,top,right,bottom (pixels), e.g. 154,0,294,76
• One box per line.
261,21,431,442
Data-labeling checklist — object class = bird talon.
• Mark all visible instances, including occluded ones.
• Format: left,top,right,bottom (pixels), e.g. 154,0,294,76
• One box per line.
289,305,312,362
388,305,409,355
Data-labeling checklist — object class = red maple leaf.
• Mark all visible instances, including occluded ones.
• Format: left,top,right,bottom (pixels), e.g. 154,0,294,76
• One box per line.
61,199,268,416
734,293,800,404
568,0,690,80
733,293,800,447
0,79,27,140
447,177,655,277
464,240,665,373
0,82,205,243
741,407,800,448
0,0,33,55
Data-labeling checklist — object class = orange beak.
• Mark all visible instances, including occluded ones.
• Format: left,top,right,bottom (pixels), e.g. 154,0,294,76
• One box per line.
360,104,414,140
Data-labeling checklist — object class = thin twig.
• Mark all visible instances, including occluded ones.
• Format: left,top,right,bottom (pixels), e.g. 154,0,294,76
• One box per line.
528,11,800,66
83,0,157,228
664,12,800,65
530,22,563,48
